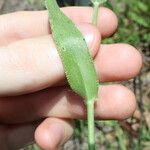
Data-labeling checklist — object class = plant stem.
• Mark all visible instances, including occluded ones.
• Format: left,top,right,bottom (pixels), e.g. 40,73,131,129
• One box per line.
92,2,100,25
87,1,107,150
87,100,95,150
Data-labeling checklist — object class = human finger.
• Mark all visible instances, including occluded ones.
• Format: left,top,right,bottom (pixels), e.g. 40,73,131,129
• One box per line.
95,44,142,81
0,35,142,96
0,85,136,124
0,7,118,45
35,118,74,150
0,23,100,96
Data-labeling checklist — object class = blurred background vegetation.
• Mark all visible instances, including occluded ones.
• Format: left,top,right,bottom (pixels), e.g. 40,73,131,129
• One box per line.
0,0,149,149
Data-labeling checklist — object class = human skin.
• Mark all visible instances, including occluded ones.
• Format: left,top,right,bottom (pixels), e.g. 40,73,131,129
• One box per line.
0,7,142,150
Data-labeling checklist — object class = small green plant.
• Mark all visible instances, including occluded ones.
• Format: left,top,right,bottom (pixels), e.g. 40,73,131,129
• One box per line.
45,0,106,149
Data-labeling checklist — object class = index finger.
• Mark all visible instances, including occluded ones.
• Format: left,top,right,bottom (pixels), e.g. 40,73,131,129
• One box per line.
0,7,118,45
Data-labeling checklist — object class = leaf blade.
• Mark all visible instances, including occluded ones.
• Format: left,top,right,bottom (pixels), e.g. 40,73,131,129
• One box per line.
45,0,99,101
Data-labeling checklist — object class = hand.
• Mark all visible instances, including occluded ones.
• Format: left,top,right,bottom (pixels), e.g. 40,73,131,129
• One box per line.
0,7,142,150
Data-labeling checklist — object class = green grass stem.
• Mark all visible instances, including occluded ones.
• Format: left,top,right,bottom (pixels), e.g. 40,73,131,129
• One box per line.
92,2,100,25
87,100,95,150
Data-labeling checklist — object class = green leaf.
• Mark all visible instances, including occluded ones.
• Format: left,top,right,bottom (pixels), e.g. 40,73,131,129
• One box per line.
45,0,98,102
